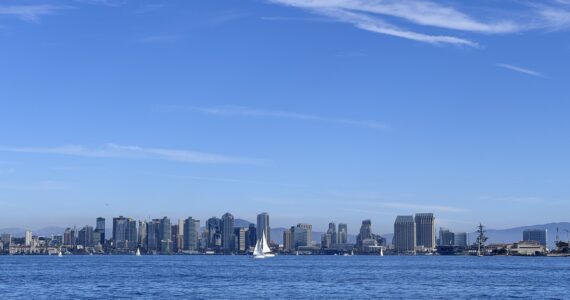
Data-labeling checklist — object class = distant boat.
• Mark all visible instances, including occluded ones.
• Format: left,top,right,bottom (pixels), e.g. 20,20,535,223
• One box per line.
58,250,63,257
380,247,384,257
253,230,274,259
135,248,141,256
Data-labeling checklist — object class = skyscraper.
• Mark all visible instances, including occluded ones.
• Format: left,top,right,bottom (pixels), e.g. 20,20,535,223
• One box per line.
415,213,436,250
257,212,270,243
234,227,247,252
356,220,373,246
222,212,235,252
247,223,257,249
206,217,223,250
25,230,32,247
438,228,455,246
63,227,76,246
294,223,312,249
327,222,337,245
283,227,294,252
523,229,547,246
394,216,416,253
338,223,348,244
146,219,160,252
1,233,11,250
183,217,200,251
95,217,106,247
113,216,137,250
159,217,172,253
138,221,147,249
78,226,94,247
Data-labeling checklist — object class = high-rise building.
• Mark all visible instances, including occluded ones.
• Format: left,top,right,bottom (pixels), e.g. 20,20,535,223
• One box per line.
338,223,348,244
25,230,32,247
523,229,547,246
63,227,76,246
415,213,436,250
247,224,257,249
183,217,200,251
438,228,455,246
78,226,94,247
171,224,179,252
294,223,312,249
95,217,106,247
159,217,172,253
113,216,137,250
321,233,332,248
206,217,222,250
283,227,294,251
146,219,160,252
327,222,337,245
138,221,147,249
222,213,235,252
257,212,270,243
455,232,469,247
176,219,184,252
394,216,416,253
356,220,373,246
234,227,247,252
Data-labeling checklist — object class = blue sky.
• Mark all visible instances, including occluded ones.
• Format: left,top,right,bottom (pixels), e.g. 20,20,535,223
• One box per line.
0,0,569,233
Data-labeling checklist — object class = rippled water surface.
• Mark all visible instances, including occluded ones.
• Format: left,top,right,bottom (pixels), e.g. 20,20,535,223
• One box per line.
0,255,568,298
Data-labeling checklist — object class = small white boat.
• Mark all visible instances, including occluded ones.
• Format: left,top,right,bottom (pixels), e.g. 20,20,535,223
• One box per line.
135,248,141,256
58,251,63,257
380,247,384,257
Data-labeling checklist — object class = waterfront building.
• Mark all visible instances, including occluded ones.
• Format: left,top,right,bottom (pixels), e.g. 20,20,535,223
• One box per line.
294,223,312,249
394,216,416,253
234,227,247,252
183,217,200,251
78,225,94,247
283,227,294,252
159,217,172,253
321,233,332,248
137,221,147,249
338,223,348,244
63,227,76,246
171,224,179,252
257,212,270,243
356,220,373,246
455,232,468,247
25,230,32,247
523,229,547,246
415,213,436,251
327,222,337,245
222,213,235,252
176,219,184,252
146,219,160,252
206,217,223,250
247,224,257,249
438,228,455,246
112,216,137,250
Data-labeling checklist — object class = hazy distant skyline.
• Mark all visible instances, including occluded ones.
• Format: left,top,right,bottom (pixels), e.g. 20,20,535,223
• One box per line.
1,0,569,231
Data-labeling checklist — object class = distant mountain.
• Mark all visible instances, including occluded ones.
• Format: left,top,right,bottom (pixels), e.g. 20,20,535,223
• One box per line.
0,226,65,237
472,222,570,248
234,219,252,228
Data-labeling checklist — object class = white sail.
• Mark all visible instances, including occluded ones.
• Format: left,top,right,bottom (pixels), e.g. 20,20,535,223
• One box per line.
380,247,384,257
253,239,263,257
136,248,141,256
261,232,272,254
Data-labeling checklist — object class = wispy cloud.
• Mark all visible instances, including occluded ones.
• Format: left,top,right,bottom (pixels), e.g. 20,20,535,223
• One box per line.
267,0,570,46
172,105,389,131
497,63,544,77
0,144,262,164
0,5,68,22
148,173,306,187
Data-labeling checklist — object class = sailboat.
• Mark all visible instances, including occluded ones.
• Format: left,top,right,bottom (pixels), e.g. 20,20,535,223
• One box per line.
58,249,63,257
135,248,141,256
380,247,384,257
253,231,274,259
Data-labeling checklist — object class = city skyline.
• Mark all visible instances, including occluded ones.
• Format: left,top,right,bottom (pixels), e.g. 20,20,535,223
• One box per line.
1,0,569,230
